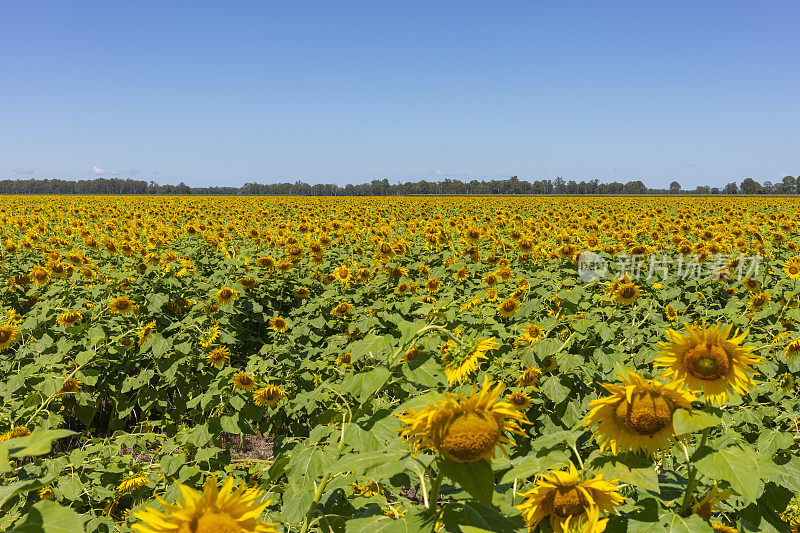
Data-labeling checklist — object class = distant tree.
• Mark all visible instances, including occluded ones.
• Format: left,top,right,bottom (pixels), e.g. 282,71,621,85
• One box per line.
779,176,797,194
723,182,738,194
696,186,710,194
740,178,761,194
762,181,774,194
669,181,681,194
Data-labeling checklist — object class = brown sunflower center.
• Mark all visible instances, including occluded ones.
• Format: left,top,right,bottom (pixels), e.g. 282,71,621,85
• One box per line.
620,287,636,298
220,289,233,299
549,486,587,517
0,329,11,343
683,343,731,380
435,411,501,463
614,391,674,436
195,511,241,533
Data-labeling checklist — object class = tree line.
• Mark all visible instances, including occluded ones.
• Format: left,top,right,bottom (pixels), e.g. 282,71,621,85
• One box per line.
0,175,797,195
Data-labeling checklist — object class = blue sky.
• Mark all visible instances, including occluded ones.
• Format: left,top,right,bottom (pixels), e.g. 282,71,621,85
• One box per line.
1,1,798,188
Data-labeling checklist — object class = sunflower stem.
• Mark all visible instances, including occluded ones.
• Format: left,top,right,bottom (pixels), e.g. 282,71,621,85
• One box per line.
678,427,709,516
427,465,444,511
567,441,584,470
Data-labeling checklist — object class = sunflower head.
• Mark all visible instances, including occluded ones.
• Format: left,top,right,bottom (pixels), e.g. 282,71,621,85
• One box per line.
654,322,762,405
515,461,624,533
584,370,696,455
215,286,239,305
269,317,288,333
206,347,231,368
109,296,137,315
132,476,277,533
496,297,521,318
397,377,530,463
442,337,498,385
253,385,287,407
231,372,258,391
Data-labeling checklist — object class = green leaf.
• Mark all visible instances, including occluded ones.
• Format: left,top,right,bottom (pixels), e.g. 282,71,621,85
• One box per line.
589,453,660,494
4,429,75,459
499,450,570,484
756,429,794,456
627,513,712,532
540,375,570,404
672,409,721,435
0,479,44,509
346,366,391,402
331,449,412,478
56,476,82,500
695,445,762,503
439,459,495,505
0,444,9,474
344,515,426,533
10,500,87,533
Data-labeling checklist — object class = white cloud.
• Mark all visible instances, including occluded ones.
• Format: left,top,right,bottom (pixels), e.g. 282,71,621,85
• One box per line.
13,167,34,175
433,170,445,176
91,165,120,175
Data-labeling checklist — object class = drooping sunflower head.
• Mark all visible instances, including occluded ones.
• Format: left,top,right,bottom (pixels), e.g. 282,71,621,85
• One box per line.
506,392,532,410
515,461,624,533
0,323,20,352
138,320,156,344
654,322,762,405
58,310,84,327
215,286,239,305
496,297,521,318
269,317,288,333
516,367,542,387
397,377,530,463
748,291,770,310
132,476,277,533
206,346,231,368
785,338,800,359
109,295,137,315
441,337,498,385
231,372,258,391
613,280,641,305
58,377,82,397
584,370,696,455
253,385,287,407
337,352,352,366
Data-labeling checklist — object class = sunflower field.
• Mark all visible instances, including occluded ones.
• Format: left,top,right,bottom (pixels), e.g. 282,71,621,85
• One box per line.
2,195,800,533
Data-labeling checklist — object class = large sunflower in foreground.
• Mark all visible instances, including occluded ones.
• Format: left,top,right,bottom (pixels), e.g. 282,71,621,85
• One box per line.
654,322,761,405
132,476,277,533
397,377,529,463
516,461,623,533
584,370,695,455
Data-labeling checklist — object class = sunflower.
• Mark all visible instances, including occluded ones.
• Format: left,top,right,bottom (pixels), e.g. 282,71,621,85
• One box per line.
397,377,529,463
295,286,311,299
785,259,800,280
269,317,288,333
665,304,678,321
403,347,421,362
109,296,137,315
56,310,83,327
692,481,732,520
58,377,82,396
240,276,259,289
138,320,156,344
131,476,277,533
485,288,498,302
117,475,149,493
496,297,521,318
613,280,641,305
206,347,231,368
441,337,498,385
426,277,442,293
515,461,624,533
517,367,542,387
654,322,762,405
584,370,695,455
337,352,352,366
0,426,31,442
506,392,532,410
786,338,800,359
215,286,239,305
231,372,258,391
742,277,761,292
333,264,350,284
711,523,739,533
331,302,353,318
748,291,770,310
253,385,287,407
779,372,796,391
0,323,20,353
39,487,54,500
200,323,220,348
